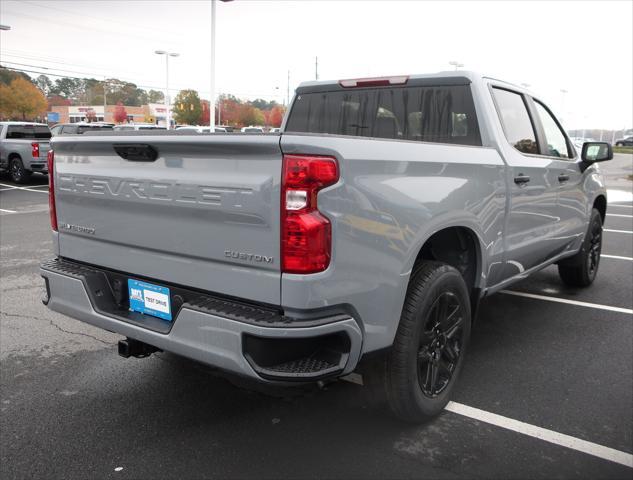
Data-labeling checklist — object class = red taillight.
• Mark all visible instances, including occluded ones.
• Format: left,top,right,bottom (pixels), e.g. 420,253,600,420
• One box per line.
339,75,409,88
47,150,57,232
281,154,339,274
31,142,40,158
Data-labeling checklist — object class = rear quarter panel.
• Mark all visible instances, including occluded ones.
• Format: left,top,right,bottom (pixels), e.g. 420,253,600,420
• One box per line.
280,134,507,352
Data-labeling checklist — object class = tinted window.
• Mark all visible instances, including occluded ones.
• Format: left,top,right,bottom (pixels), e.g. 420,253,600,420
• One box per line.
6,125,51,139
77,125,113,134
492,88,538,154
61,125,77,134
533,101,571,158
50,125,62,136
286,85,481,146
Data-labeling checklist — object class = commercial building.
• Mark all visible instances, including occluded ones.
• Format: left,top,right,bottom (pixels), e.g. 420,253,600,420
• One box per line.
50,104,173,126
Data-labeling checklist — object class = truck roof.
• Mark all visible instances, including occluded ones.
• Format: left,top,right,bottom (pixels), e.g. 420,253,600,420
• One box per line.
296,71,527,94
0,121,49,126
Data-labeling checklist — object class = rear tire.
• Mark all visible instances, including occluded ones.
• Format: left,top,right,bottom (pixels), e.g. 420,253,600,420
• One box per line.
558,208,603,287
384,261,471,422
9,157,31,184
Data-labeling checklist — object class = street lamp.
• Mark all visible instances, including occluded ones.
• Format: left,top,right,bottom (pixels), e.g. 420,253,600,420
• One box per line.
449,60,464,70
210,0,234,130
155,50,179,129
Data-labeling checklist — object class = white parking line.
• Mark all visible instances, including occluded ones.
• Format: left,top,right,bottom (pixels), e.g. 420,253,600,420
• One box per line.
604,229,633,234
0,208,17,213
610,204,633,209
446,402,633,468
606,213,633,218
602,254,633,261
500,290,633,314
0,183,49,194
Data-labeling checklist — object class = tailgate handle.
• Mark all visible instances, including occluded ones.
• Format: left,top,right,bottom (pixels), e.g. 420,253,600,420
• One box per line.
113,144,158,162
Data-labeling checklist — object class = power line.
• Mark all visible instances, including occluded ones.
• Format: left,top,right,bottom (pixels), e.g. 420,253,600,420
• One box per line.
2,9,184,48
1,51,150,78
21,0,185,40
1,65,289,100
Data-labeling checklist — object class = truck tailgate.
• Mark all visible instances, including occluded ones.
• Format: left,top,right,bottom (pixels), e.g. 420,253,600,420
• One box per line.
51,134,282,305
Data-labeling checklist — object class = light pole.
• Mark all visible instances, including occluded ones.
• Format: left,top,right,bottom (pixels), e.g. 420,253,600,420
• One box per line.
449,60,464,70
155,50,179,129
210,1,234,130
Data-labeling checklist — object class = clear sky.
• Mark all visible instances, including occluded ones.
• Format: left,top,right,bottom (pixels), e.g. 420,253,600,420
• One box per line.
0,0,631,130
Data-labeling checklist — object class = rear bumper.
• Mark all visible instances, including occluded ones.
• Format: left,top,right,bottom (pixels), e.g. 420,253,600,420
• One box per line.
40,258,363,383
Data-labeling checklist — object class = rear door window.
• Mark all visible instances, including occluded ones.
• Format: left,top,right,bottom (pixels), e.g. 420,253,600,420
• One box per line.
491,88,538,154
6,125,52,139
533,101,572,158
286,84,481,146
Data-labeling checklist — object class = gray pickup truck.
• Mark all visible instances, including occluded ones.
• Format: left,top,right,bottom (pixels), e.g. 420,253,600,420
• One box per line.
0,122,52,183
40,72,612,421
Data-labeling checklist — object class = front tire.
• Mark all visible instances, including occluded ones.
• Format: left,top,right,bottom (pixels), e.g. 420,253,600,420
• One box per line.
9,157,31,184
384,261,471,422
558,208,603,287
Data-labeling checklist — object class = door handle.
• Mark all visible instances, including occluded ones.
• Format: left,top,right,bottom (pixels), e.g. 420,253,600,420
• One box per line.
514,174,530,185
558,174,570,183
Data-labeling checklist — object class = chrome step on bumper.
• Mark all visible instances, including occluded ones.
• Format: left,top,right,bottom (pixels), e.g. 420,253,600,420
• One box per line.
40,258,363,382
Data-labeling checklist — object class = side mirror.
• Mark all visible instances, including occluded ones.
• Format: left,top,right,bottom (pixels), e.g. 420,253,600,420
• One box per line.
581,142,613,163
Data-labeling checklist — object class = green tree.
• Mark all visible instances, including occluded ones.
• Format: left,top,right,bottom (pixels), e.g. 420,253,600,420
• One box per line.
148,89,164,103
251,98,278,110
0,67,32,86
172,89,202,125
50,77,84,101
35,75,53,96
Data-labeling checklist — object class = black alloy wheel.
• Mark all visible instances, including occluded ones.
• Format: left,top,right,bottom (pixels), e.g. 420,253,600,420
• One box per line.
417,291,464,397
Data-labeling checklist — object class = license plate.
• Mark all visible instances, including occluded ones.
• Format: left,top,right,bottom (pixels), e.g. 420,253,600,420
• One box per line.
128,279,172,321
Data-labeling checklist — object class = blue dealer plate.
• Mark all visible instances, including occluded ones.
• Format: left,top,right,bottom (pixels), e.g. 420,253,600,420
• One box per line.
128,279,172,321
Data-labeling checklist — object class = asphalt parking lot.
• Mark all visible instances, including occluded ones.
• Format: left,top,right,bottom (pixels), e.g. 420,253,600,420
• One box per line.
1,155,632,479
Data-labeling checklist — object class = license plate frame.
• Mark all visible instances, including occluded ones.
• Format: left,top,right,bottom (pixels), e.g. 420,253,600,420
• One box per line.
128,279,172,322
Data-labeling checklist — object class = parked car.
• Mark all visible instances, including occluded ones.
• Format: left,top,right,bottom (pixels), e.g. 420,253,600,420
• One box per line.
269,128,281,133
50,123,114,136
113,124,166,131
41,72,612,422
0,122,51,183
614,136,633,147
175,126,227,133
240,126,264,133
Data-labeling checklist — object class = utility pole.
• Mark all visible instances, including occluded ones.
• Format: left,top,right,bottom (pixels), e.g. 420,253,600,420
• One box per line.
103,78,107,122
210,0,216,130
315,57,318,80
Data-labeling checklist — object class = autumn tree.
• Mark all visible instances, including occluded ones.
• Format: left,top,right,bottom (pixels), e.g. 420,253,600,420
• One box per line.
172,89,202,125
200,99,210,125
113,102,128,123
85,110,97,123
268,106,286,127
236,104,265,127
0,84,14,120
0,77,47,120
47,95,72,109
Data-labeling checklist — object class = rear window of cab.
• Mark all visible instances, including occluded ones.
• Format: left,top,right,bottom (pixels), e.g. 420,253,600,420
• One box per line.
285,84,481,146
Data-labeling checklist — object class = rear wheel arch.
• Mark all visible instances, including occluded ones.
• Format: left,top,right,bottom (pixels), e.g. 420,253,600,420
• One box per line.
410,226,483,316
